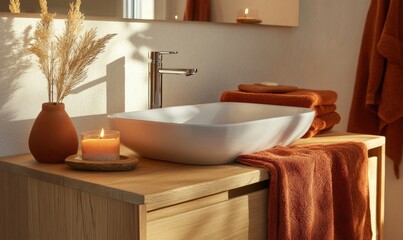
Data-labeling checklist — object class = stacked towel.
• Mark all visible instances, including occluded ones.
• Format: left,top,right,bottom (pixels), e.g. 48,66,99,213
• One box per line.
237,142,372,240
220,84,341,138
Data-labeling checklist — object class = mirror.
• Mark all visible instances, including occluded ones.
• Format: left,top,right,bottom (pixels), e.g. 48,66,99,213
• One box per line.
0,0,299,27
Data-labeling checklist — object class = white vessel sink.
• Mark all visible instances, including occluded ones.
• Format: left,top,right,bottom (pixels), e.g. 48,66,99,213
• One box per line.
108,102,314,165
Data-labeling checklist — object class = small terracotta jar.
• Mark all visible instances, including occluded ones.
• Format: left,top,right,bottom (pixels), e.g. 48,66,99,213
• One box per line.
29,103,78,163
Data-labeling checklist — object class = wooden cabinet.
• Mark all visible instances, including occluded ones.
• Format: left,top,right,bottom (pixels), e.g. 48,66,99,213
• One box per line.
0,133,385,239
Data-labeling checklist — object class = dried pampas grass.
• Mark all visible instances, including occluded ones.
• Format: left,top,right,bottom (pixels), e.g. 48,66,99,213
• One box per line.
28,0,116,103
9,0,20,13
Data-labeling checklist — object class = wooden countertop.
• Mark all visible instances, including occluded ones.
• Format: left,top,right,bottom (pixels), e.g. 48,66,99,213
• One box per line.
0,132,385,210
293,132,385,150
0,148,269,210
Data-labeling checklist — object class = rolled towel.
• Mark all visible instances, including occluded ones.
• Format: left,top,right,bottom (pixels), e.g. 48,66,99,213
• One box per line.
220,89,338,109
303,112,341,138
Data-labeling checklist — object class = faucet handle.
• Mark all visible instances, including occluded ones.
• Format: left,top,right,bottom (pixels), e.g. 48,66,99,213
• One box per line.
157,51,178,55
149,51,178,61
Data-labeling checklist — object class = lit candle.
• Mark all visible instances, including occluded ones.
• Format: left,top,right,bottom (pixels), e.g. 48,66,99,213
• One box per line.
236,8,261,24
81,129,120,161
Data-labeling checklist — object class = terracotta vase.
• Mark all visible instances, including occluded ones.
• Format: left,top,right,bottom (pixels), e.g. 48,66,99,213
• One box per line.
29,103,79,163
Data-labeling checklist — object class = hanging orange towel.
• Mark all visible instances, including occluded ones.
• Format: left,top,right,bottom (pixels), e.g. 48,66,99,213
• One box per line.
237,142,372,240
347,0,403,178
183,0,210,22
220,89,338,109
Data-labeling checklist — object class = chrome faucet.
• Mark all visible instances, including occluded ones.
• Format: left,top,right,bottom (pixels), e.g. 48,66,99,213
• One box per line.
148,51,197,109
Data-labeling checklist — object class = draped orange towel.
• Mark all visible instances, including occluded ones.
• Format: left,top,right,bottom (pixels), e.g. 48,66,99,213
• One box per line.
348,0,403,178
237,142,372,240
220,89,340,137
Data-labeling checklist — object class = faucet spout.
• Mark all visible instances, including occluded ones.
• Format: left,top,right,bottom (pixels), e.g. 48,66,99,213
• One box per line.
148,51,197,109
159,68,197,76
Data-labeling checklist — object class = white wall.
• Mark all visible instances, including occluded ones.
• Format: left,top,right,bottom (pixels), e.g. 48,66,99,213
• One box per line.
1,0,402,238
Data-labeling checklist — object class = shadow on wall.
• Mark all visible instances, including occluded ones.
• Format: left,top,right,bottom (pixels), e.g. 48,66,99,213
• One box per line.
0,17,32,121
70,57,126,138
0,17,34,156
128,22,152,108
105,57,126,114
128,27,150,66
70,57,126,115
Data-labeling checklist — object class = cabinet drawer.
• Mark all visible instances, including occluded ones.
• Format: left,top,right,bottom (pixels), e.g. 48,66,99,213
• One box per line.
147,189,268,240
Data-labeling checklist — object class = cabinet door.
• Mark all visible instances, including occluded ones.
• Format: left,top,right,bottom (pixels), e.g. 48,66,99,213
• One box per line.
0,170,145,240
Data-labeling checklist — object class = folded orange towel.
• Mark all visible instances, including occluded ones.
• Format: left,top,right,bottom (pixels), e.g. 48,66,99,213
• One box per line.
303,126,334,138
238,83,299,93
237,142,372,240
311,112,341,131
314,104,337,116
220,89,338,109
303,112,341,138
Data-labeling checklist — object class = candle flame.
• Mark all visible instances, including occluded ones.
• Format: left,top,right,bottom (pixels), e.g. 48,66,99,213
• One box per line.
245,8,249,15
100,128,105,139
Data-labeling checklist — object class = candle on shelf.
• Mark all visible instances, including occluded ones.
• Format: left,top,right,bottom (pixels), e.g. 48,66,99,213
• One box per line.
236,8,262,24
244,8,249,17
81,129,120,161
